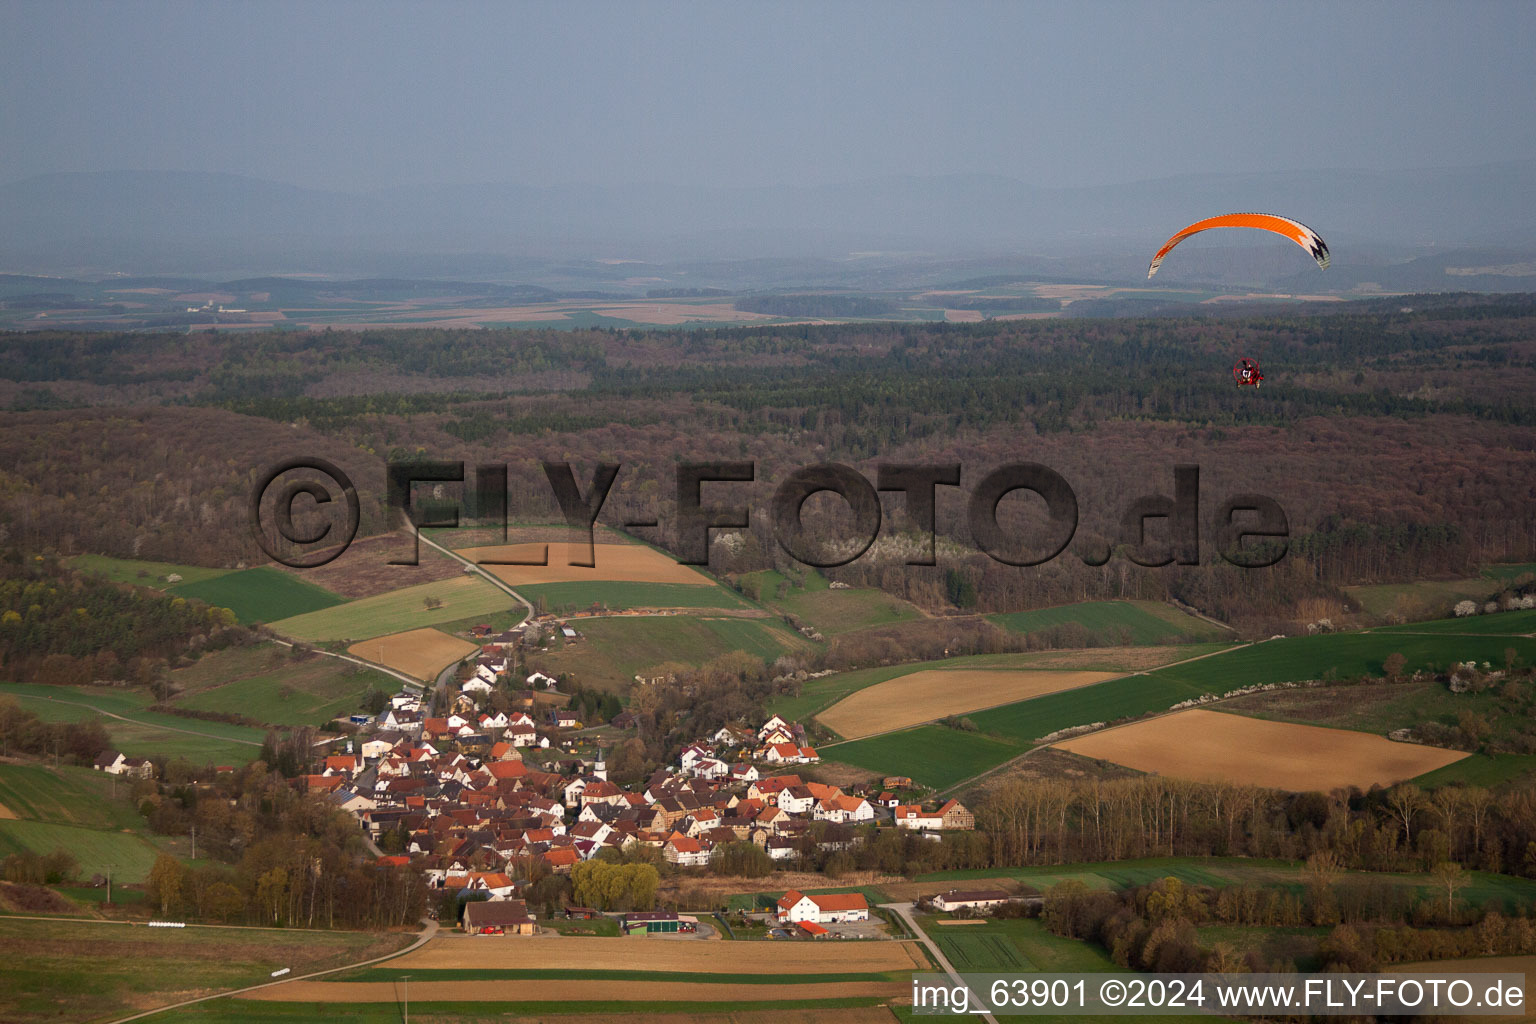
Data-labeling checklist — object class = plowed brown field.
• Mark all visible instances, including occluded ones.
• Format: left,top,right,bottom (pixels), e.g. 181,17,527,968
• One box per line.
1052,709,1468,791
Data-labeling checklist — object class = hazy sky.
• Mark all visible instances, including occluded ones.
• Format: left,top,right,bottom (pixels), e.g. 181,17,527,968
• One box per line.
3,0,1534,192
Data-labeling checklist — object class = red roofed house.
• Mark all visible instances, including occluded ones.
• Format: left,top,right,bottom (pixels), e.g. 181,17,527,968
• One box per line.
663,831,711,867
543,847,581,873
775,889,869,924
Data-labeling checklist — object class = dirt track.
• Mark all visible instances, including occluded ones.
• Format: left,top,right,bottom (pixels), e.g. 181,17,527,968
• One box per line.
1053,708,1469,791
820,669,1119,740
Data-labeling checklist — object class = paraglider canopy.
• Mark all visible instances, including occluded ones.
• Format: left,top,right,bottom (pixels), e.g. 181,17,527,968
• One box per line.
1148,213,1329,279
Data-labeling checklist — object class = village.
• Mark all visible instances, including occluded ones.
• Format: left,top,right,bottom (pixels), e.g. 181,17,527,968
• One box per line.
297,625,981,941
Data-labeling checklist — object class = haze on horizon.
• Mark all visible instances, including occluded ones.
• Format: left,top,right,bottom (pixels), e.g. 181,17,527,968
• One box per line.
3,0,1535,194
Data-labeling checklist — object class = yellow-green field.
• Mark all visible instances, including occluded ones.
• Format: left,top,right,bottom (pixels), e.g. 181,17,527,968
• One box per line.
270,575,515,643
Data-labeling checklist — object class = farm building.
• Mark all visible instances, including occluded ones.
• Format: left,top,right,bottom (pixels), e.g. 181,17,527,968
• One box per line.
775,890,869,924
463,899,536,935
621,910,696,935
929,889,1013,913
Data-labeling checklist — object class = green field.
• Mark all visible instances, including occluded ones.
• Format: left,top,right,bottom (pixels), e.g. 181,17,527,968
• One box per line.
1372,608,1536,636
170,644,393,727
170,567,346,625
1484,563,1536,582
988,600,1228,644
0,682,267,764
1412,754,1536,788
0,763,143,830
821,629,1531,789
0,917,409,1024
823,726,1025,790
916,856,1536,913
925,916,1118,973
742,569,923,636
1345,577,1495,619
520,580,750,613
68,554,234,589
534,613,813,691
0,819,163,883
769,645,1232,725
1148,632,1536,691
269,576,514,643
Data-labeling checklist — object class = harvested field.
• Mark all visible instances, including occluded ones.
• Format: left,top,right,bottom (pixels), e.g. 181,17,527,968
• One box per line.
385,933,928,973
1051,709,1470,792
460,542,716,587
347,627,477,682
242,979,908,1003
0,800,15,820
819,669,1119,740
1391,956,1536,1024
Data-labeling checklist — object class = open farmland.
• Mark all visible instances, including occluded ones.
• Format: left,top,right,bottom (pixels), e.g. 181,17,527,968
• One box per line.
987,600,1228,644
1372,608,1536,636
274,533,470,599
0,917,408,1024
169,566,346,624
0,819,162,882
1345,577,1496,620
1146,632,1536,692
1052,708,1469,791
818,669,1121,740
244,979,909,1004
0,682,267,764
459,541,718,587
769,645,1230,725
68,554,234,590
346,627,477,682
388,933,927,973
519,579,752,613
742,569,923,636
271,575,515,643
172,644,394,727
0,763,141,830
533,614,813,691
824,726,1025,790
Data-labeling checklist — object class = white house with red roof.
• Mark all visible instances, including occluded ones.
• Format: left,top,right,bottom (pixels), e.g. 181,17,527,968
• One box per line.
775,889,869,924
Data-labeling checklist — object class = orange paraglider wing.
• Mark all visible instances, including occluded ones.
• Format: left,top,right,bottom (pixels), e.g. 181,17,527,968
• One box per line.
1147,213,1329,278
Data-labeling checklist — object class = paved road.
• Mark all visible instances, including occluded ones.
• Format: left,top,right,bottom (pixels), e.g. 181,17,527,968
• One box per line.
882,902,998,1023
106,916,439,1023
408,521,535,619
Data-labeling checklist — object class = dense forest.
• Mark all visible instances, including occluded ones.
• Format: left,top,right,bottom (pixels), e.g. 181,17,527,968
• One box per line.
0,294,1532,631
